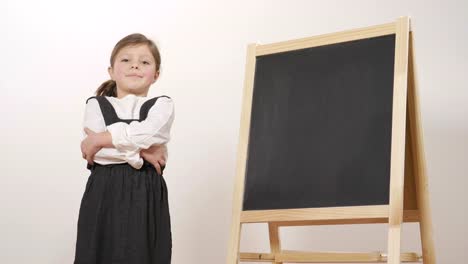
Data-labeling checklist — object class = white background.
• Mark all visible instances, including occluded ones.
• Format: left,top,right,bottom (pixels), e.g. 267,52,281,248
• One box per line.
2,0,467,263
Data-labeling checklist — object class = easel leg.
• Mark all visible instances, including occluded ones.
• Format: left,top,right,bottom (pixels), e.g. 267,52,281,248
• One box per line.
408,30,437,264
419,217,436,263
387,16,410,264
227,222,242,264
268,223,282,264
387,224,402,264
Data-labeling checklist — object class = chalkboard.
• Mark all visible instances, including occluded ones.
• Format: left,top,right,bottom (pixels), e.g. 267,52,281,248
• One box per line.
243,34,396,211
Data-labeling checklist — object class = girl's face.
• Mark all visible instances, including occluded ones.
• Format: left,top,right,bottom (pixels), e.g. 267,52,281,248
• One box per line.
108,44,159,98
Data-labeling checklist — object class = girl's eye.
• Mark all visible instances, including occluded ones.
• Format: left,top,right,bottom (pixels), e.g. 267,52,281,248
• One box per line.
121,59,129,62
143,61,150,65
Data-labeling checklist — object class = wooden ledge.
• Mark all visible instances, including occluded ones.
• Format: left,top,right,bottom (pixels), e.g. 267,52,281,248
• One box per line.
239,251,422,263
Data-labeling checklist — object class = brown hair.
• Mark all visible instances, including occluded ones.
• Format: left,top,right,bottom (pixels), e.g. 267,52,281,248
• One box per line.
95,33,161,97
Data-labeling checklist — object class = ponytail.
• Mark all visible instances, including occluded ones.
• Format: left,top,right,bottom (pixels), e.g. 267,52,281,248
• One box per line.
95,79,117,97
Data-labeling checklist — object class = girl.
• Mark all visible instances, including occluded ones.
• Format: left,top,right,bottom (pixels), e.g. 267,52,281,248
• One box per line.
74,33,174,264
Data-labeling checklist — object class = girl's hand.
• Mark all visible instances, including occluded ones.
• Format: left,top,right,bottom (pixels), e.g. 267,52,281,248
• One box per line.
140,144,168,175
81,127,104,165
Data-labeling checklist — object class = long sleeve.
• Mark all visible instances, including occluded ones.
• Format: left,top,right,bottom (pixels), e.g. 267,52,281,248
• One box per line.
107,97,175,155
83,99,107,137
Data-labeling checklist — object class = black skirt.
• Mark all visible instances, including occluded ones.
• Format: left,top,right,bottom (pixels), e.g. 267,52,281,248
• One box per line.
74,161,172,264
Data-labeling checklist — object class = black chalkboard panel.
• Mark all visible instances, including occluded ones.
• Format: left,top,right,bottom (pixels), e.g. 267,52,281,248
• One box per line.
243,34,396,211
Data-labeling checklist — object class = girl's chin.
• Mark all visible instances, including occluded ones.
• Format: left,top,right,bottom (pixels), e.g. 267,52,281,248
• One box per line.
119,87,149,95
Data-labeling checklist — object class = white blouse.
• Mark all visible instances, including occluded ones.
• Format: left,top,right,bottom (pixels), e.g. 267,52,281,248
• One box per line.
82,94,175,169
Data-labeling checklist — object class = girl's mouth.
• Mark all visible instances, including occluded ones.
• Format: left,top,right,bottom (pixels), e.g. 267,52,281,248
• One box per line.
126,74,142,78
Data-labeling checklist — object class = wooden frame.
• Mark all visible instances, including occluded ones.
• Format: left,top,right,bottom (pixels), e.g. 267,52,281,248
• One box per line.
227,17,435,264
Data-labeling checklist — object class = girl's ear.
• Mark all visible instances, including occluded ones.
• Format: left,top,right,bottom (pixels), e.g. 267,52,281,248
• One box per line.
107,66,114,80
152,71,160,84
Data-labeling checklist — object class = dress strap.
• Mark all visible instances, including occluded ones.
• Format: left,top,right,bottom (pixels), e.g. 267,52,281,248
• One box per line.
139,96,171,121
86,95,171,125
86,96,121,126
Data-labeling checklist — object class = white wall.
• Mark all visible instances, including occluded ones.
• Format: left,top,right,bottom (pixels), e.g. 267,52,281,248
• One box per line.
2,0,467,263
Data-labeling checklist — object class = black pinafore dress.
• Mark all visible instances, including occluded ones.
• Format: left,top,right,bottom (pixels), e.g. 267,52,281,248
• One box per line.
74,96,172,264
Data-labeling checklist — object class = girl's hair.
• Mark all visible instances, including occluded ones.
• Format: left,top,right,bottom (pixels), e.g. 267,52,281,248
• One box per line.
96,33,161,97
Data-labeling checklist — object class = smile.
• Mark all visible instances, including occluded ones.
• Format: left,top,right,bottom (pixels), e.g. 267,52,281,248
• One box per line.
126,74,142,78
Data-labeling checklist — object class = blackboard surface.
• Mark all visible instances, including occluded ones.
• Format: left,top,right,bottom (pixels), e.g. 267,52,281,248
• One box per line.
243,34,396,211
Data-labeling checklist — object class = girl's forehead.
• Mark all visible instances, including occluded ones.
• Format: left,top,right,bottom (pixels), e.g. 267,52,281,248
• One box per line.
117,44,153,57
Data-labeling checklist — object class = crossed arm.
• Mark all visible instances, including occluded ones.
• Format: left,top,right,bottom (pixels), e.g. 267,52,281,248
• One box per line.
81,97,175,174
80,128,167,174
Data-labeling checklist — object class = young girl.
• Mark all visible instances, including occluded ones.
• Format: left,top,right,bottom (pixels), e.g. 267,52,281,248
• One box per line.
74,33,174,264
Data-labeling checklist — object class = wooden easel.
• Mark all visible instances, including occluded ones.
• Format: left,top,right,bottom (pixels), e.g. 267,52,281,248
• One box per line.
227,17,436,263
